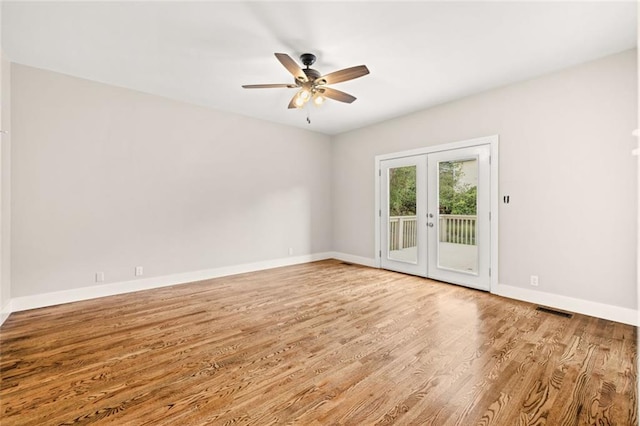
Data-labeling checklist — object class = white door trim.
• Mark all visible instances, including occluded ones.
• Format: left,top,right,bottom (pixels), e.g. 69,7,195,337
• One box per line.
374,135,499,291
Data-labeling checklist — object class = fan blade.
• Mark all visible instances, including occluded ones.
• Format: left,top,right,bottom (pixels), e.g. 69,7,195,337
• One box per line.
242,84,298,89
275,53,308,83
317,65,369,85
319,87,356,104
287,92,299,109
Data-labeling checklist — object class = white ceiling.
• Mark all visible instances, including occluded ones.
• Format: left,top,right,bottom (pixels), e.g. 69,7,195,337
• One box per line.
2,1,637,135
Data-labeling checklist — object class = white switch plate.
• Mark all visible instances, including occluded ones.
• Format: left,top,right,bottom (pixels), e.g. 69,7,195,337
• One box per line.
135,266,144,276
96,272,104,282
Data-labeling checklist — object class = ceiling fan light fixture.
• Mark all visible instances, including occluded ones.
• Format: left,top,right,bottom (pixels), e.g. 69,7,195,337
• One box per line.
294,95,306,108
313,94,325,106
299,89,311,101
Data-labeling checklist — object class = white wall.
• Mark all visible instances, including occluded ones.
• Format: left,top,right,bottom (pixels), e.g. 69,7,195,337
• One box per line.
11,64,332,298
333,49,637,311
6,50,638,323
0,10,12,323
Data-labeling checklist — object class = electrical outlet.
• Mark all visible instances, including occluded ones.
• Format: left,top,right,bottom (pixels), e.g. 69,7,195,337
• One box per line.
96,272,104,283
530,275,539,286
135,266,144,276
288,247,294,256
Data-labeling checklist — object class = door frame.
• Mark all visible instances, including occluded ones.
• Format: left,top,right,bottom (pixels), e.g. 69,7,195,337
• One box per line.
374,135,499,291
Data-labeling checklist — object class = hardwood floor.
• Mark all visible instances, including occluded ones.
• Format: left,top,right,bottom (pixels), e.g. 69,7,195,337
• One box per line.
0,260,637,425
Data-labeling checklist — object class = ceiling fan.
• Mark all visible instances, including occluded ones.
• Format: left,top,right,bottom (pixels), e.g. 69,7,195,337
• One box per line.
242,53,370,109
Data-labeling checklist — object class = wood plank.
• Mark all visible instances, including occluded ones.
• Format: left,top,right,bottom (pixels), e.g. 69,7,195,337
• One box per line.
0,260,636,424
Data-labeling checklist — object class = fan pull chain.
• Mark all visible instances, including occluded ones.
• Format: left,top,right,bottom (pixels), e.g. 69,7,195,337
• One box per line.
306,109,311,124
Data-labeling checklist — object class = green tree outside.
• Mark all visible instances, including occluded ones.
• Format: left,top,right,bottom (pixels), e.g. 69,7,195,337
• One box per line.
439,161,476,215
389,166,416,216
387,162,476,216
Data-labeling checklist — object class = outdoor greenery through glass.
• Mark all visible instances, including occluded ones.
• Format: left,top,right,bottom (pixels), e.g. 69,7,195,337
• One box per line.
439,160,477,248
387,162,477,216
388,166,418,262
388,166,416,216
438,161,477,215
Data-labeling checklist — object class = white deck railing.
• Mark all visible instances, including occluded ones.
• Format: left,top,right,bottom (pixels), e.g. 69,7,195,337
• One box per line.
389,215,417,250
388,214,477,250
439,214,476,245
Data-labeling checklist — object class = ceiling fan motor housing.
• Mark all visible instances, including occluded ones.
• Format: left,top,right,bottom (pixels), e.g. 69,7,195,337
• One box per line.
302,68,321,81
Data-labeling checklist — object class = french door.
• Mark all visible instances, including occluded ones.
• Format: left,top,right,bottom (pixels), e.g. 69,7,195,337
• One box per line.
380,144,492,291
380,156,428,276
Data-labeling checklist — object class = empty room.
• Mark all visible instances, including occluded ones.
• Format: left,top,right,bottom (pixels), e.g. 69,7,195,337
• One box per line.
0,1,637,425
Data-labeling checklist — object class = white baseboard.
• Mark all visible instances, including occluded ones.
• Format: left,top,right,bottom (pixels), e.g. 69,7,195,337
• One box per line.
4,255,636,328
330,252,377,268
330,254,638,325
10,252,334,313
0,299,12,327
493,283,638,326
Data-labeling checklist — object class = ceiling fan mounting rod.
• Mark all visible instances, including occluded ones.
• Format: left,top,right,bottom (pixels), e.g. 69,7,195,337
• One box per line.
300,53,316,68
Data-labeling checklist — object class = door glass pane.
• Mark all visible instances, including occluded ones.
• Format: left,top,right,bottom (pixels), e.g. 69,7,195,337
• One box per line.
438,159,478,273
388,166,417,263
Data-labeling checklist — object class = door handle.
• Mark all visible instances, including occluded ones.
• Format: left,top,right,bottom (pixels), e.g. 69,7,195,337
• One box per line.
428,222,434,227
